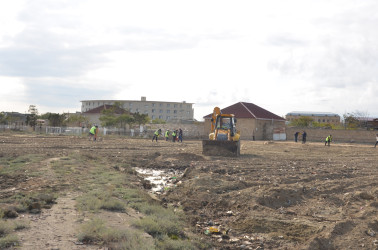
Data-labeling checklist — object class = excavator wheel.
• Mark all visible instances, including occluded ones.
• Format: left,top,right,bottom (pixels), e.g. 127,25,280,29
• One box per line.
202,140,240,157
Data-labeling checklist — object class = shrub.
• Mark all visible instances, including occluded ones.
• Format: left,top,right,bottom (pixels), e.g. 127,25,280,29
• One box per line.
0,234,19,248
77,218,107,244
100,199,125,212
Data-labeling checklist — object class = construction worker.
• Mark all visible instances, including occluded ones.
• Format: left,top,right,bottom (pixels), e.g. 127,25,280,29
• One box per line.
152,129,161,142
302,131,307,144
294,131,299,142
172,130,177,142
325,135,332,146
89,125,98,141
165,129,170,141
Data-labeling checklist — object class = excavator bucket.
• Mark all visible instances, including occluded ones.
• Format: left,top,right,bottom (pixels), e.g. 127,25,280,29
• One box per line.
202,140,240,157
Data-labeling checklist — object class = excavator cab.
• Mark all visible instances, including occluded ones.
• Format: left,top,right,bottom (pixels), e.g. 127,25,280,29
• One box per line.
203,107,241,157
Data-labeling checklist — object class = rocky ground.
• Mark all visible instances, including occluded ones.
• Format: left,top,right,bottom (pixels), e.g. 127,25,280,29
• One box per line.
0,133,377,249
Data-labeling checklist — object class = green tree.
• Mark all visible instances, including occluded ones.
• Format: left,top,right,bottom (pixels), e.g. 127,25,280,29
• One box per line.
343,113,359,129
0,112,7,124
133,113,150,126
289,116,314,127
40,113,66,127
116,114,135,131
64,114,89,127
26,114,37,128
99,103,131,128
151,118,166,124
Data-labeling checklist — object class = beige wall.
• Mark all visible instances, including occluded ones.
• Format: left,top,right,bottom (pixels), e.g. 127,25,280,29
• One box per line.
286,127,378,144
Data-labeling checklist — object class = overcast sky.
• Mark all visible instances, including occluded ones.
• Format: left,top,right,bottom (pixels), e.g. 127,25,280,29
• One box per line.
1,0,378,120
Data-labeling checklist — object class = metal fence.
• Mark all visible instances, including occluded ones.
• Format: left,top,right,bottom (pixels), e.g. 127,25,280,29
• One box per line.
0,125,205,139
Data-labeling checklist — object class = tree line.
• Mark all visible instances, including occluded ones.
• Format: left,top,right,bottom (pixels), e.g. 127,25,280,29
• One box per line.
289,111,374,129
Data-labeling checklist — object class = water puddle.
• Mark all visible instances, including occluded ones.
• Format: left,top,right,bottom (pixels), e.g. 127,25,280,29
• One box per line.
135,168,184,194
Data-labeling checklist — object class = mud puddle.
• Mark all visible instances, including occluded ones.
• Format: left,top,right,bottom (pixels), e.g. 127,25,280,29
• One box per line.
135,167,184,193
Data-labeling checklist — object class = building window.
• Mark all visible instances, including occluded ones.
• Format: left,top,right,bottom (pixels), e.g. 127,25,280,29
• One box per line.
160,104,163,107
159,115,163,119
152,103,155,107
152,109,155,113
159,109,163,113
167,110,170,113
174,104,177,108
152,115,155,119
167,104,170,107
174,110,177,114
167,116,170,120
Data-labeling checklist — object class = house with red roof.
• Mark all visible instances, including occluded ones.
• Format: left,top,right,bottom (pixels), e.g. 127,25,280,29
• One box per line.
82,104,130,127
203,102,286,140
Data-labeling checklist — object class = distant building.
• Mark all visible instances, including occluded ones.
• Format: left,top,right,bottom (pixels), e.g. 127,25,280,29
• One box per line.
286,111,340,125
355,117,378,129
1,112,27,126
80,97,194,122
204,102,286,140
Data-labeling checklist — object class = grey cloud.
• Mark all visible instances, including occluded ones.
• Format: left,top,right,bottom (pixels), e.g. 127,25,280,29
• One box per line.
0,27,110,77
22,79,116,111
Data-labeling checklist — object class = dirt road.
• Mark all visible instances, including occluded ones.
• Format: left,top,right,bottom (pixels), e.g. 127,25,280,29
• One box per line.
0,134,377,249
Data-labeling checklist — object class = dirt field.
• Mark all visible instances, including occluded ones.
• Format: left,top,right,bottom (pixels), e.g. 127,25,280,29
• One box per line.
0,133,377,249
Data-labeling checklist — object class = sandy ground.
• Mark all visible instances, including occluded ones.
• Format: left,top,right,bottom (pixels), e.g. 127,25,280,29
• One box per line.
0,134,377,249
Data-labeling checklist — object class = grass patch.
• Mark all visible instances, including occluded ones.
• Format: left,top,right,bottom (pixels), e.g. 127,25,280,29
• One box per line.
156,235,202,250
134,214,182,239
0,154,44,176
14,220,30,230
77,218,152,249
0,220,20,248
76,190,126,213
0,234,19,248
0,220,12,236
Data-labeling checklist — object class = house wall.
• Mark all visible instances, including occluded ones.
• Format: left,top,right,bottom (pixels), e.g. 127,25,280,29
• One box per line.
204,118,286,140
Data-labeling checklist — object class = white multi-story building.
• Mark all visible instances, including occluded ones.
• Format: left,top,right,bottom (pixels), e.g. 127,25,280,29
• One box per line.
81,97,194,121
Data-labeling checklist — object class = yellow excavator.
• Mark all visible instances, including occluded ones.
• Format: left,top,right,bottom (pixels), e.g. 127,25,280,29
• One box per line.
202,107,241,157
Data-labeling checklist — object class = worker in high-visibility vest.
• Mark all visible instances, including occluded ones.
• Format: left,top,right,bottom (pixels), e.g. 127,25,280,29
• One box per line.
325,135,332,146
89,125,98,141
172,130,177,142
152,129,161,142
165,130,170,141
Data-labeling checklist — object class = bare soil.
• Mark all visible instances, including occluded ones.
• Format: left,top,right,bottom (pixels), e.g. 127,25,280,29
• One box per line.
0,134,377,249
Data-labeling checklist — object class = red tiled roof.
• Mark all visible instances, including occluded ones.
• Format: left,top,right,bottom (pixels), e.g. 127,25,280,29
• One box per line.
203,102,285,121
83,105,130,114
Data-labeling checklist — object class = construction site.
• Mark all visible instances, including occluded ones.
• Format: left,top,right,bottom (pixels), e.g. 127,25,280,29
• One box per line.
0,132,377,249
